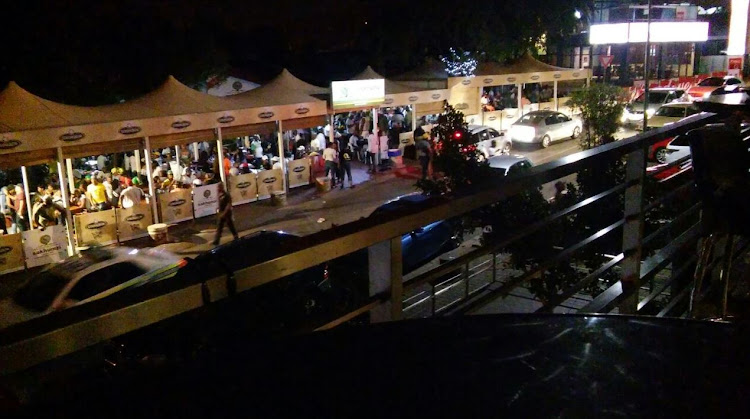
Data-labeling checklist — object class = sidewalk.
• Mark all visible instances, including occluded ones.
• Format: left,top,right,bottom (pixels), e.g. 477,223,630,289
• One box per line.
150,160,423,258
0,160,424,298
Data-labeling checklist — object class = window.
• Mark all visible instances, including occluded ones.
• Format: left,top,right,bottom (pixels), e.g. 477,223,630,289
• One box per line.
507,160,532,176
14,271,70,311
67,262,147,302
727,78,742,86
545,116,558,125
698,77,723,87
479,130,490,141
669,135,689,147
655,106,688,118
556,114,570,123
685,107,700,116
488,128,501,137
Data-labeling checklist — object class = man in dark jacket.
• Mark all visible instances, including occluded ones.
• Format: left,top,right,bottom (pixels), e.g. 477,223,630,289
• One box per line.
212,182,239,245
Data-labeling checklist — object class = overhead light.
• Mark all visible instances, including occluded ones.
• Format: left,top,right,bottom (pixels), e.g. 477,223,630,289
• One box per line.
574,10,582,19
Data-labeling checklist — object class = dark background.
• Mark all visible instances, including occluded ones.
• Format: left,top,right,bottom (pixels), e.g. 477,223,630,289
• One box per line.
1,0,588,105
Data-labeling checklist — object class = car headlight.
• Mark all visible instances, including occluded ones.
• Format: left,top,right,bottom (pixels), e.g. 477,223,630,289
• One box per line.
703,91,712,99
646,108,656,118
510,125,536,142
620,111,628,123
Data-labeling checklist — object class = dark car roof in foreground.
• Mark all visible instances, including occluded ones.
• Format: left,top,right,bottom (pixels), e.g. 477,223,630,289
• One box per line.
18,314,748,418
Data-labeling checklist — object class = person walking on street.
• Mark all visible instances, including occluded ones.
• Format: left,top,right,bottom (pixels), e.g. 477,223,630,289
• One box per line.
415,127,431,180
212,182,239,246
367,130,378,173
339,143,355,189
323,141,339,188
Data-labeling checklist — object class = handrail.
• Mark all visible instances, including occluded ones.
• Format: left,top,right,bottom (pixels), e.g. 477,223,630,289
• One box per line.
0,112,720,376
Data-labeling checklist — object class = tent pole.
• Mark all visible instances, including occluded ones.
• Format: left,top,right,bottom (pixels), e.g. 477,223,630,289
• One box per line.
216,128,227,185
554,80,559,111
517,84,523,114
20,166,33,223
411,105,417,131
65,158,75,194
57,148,75,255
277,120,288,193
478,86,484,125
192,142,199,162
143,137,159,224
134,150,142,175
371,110,380,166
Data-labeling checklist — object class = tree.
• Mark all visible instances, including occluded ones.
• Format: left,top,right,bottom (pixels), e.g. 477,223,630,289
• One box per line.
568,83,626,149
415,104,492,195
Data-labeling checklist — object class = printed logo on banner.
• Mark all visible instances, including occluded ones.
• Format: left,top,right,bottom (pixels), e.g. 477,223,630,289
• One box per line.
119,124,142,135
263,177,277,184
40,235,51,245
507,77,516,83
169,199,186,207
408,96,419,102
237,181,251,189
86,221,107,229
431,94,441,100
384,98,394,105
293,166,305,173
488,116,497,121
461,80,471,86
171,120,191,129
126,214,145,222
203,189,211,198
258,112,274,119
483,78,494,84
554,73,562,79
573,72,580,77
295,107,310,115
217,115,235,124
0,246,12,255
530,75,540,81
454,103,469,110
400,138,410,144
59,130,85,142
0,137,21,150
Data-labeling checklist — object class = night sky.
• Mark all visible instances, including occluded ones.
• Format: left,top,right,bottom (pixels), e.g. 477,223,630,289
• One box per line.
2,0,587,105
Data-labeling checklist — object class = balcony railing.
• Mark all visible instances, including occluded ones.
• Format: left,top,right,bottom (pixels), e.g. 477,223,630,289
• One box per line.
0,111,738,377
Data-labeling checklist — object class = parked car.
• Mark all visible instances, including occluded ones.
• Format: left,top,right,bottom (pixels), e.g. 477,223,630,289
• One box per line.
488,155,534,176
647,135,692,182
642,103,701,132
467,125,513,161
0,247,186,329
647,136,675,164
621,88,686,126
686,76,743,102
367,194,463,274
508,110,582,148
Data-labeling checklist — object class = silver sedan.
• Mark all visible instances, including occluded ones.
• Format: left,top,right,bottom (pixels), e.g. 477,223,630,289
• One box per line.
509,111,582,148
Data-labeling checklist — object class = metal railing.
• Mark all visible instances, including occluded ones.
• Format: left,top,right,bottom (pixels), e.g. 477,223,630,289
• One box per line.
0,112,730,375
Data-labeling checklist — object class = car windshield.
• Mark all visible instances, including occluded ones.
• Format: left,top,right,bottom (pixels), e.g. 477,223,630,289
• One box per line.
634,92,668,104
517,114,545,125
654,107,685,117
14,271,70,311
698,77,724,87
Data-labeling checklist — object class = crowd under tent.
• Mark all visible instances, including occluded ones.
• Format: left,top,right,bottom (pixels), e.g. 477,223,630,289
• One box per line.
447,52,592,131
0,74,327,264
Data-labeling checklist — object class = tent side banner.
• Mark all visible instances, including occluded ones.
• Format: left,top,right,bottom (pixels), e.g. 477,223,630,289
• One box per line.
22,225,68,268
0,233,25,274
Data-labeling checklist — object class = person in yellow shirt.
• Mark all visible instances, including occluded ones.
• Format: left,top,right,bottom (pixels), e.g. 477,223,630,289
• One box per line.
87,177,109,210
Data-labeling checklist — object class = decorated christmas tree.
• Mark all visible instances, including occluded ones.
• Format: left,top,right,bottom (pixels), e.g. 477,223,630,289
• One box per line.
416,103,489,195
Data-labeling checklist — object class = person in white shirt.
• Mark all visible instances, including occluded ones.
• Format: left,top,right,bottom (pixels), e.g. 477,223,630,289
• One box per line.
96,155,107,171
272,156,283,170
367,130,379,173
312,130,327,152
322,141,339,187
379,130,390,169
119,179,145,209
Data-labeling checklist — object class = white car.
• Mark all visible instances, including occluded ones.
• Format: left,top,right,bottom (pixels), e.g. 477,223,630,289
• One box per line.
621,88,686,126
509,111,582,148
642,103,701,131
0,247,186,329
467,125,513,161
488,155,533,176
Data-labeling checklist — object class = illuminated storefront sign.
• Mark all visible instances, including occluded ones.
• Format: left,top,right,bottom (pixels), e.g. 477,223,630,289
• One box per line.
331,79,385,109
589,21,709,44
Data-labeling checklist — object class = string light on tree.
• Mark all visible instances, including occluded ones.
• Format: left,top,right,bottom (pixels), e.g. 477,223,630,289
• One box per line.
440,48,478,77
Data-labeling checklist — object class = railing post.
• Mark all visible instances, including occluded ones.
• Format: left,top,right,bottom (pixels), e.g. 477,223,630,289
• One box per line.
368,236,403,322
620,147,647,313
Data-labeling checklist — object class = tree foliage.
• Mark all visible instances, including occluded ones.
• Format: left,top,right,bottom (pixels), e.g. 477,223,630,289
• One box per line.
416,104,492,195
568,83,627,149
